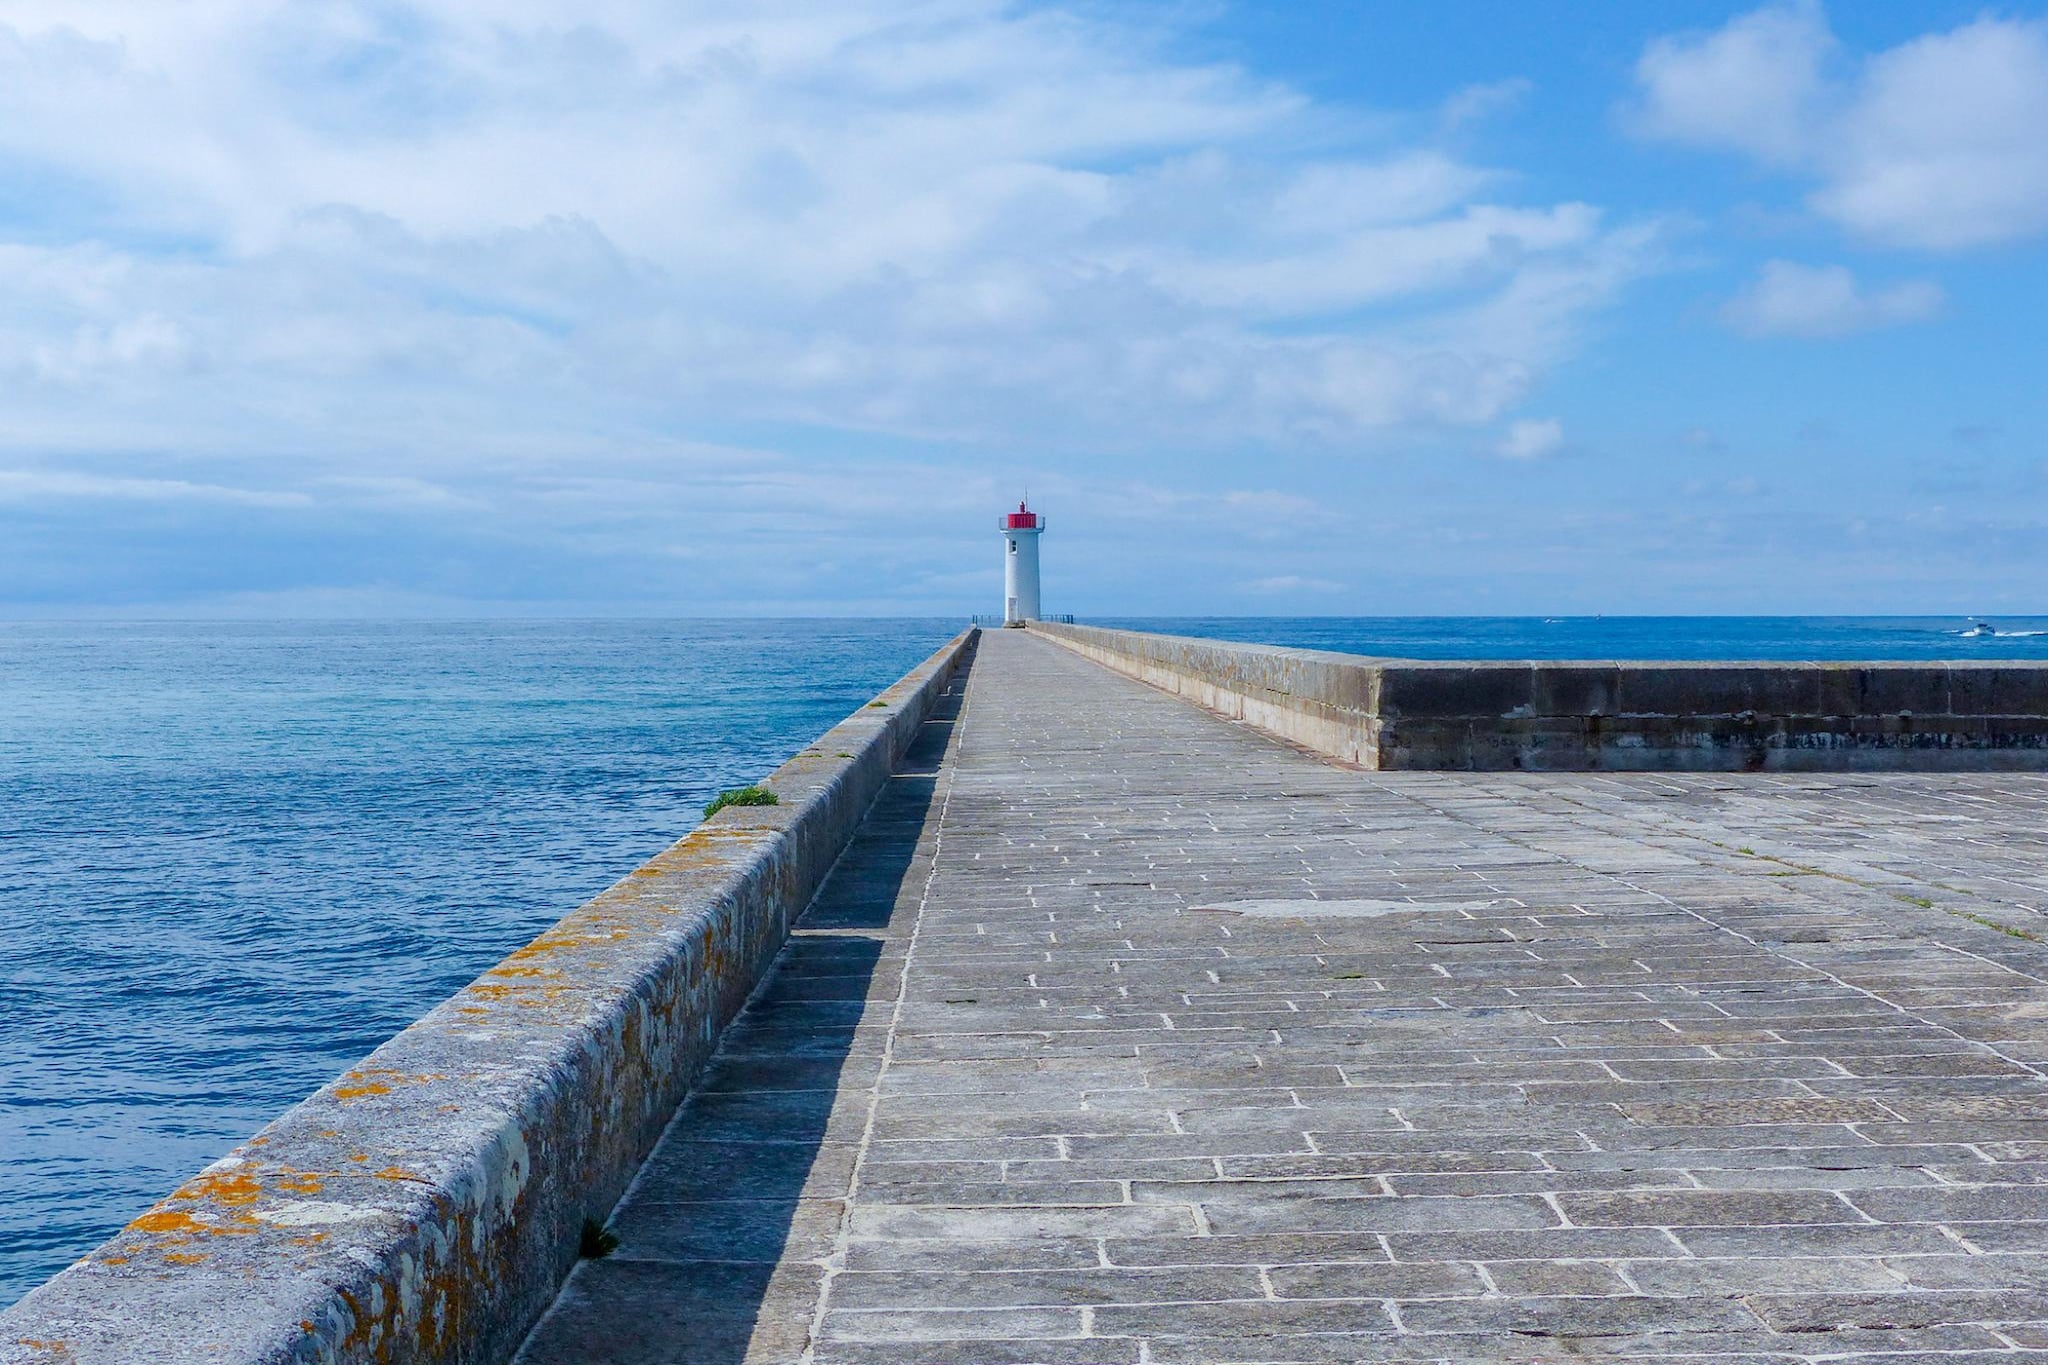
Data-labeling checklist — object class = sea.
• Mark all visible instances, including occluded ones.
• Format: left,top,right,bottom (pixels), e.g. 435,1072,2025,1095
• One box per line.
0,618,958,1305
5,613,2047,1306
1092,615,2048,660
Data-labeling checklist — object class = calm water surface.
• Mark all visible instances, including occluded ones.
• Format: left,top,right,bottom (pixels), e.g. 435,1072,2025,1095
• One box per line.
8,613,2046,1305
0,619,955,1305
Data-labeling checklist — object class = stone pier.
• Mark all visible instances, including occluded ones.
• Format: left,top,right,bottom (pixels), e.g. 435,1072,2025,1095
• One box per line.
514,629,2048,1365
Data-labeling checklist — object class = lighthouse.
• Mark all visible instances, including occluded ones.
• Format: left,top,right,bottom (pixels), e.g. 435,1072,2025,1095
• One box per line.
1000,500,1043,625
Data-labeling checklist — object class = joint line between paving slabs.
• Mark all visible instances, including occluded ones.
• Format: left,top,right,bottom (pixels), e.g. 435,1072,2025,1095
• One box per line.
1633,883,2048,1086
1364,776,2048,1086
798,675,969,1363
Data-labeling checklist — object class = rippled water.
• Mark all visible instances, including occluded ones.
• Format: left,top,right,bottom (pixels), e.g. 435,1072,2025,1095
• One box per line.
0,619,956,1306
1095,615,2048,660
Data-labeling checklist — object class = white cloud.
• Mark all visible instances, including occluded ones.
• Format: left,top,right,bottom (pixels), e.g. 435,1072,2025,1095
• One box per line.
0,0,1653,471
1630,5,2048,250
21,315,198,385
1679,476,1766,499
0,469,310,506
1440,79,1533,132
1720,260,1943,337
1496,417,1563,460
315,475,479,510
1821,19,2048,249
1629,1,1833,165
1268,154,1500,235
1167,202,1604,317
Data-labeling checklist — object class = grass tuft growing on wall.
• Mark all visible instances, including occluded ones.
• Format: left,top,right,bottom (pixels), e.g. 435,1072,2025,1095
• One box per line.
704,785,780,820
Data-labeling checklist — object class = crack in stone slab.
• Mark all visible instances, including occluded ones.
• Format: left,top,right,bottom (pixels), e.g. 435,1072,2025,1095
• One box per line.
1193,898,1508,919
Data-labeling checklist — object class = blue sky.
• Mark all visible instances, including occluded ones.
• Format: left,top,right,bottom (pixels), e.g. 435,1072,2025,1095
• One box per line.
2,0,2046,617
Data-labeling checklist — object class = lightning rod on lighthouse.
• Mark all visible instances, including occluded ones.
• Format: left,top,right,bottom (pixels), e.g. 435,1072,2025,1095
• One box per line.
1000,500,1043,626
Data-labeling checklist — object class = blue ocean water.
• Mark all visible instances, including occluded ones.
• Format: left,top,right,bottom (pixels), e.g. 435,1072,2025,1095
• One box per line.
0,619,956,1307
1095,616,2048,660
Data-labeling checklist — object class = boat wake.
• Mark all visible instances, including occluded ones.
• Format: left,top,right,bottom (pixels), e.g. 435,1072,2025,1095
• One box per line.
1954,623,2047,638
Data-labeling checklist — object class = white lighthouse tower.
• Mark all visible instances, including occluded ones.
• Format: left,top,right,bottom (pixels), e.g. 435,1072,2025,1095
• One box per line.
1000,500,1043,625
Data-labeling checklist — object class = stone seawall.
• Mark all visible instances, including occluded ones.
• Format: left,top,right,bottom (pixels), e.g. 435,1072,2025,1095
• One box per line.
1028,621,2048,771
1024,622,1385,764
0,630,977,1365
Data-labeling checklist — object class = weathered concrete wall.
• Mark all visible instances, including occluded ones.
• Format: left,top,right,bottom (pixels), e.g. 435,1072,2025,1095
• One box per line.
1375,658,2048,771
1024,621,1384,765
0,631,977,1365
1029,621,2048,771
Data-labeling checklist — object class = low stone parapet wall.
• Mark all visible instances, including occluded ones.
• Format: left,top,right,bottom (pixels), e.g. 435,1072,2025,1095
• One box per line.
1023,621,1385,765
0,630,977,1365
1028,621,2048,771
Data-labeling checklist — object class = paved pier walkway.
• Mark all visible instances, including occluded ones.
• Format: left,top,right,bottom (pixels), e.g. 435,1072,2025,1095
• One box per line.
519,630,2048,1365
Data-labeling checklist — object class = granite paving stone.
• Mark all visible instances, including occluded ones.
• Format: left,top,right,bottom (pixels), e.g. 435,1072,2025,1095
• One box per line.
516,629,2048,1364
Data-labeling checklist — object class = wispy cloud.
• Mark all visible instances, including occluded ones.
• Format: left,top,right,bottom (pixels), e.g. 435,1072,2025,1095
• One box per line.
0,469,309,507
1496,417,1564,460
1244,574,1344,595
1440,79,1534,132
1720,260,1942,337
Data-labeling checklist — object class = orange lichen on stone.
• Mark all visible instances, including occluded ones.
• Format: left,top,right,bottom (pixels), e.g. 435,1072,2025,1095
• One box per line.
333,1065,444,1099
463,980,581,1007
499,925,631,960
128,1199,263,1242
373,1166,423,1182
181,1172,263,1205
502,939,567,963
129,1209,209,1235
162,1252,208,1265
346,1065,443,1082
96,1255,130,1266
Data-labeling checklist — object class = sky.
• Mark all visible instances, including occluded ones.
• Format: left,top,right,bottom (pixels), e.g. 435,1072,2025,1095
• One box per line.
2,0,2047,618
